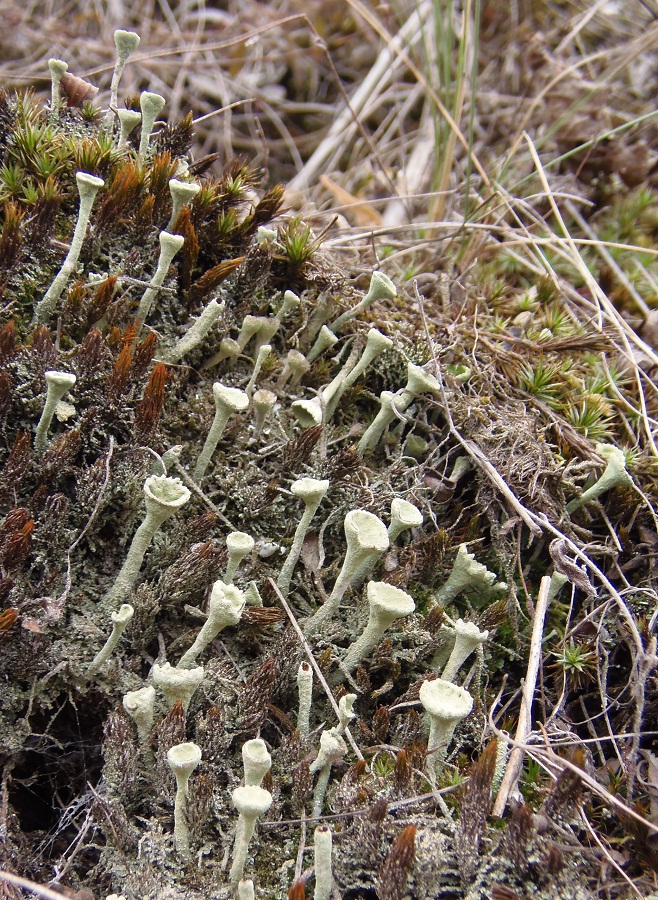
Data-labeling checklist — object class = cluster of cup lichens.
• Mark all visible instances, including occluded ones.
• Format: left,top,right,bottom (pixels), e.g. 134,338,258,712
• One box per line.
88,456,506,892
26,26,640,899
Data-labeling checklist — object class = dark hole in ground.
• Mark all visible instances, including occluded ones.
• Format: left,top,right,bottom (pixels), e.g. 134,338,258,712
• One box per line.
8,691,107,842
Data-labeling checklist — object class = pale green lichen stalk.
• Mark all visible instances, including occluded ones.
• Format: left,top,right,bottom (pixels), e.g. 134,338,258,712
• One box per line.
104,30,141,130
105,475,191,607
306,325,337,363
194,383,250,480
341,582,415,674
420,678,473,775
310,729,347,818
138,91,166,159
441,618,489,683
245,343,271,396
167,178,201,231
250,389,276,441
435,543,507,606
329,269,397,332
34,172,105,324
48,58,68,118
566,443,633,513
314,825,333,900
324,327,393,419
122,685,156,749
177,580,245,669
277,477,330,596
117,108,141,148
296,661,313,737
242,738,272,787
303,509,389,635
85,604,134,680
152,662,204,711
357,362,440,455
388,497,423,542
167,742,202,857
164,297,224,364
34,370,76,454
229,785,273,885
136,230,185,327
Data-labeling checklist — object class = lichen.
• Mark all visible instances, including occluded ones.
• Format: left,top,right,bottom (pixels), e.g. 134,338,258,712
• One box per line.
0,34,654,900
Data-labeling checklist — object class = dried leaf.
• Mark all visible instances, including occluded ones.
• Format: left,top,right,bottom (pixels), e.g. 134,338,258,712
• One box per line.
319,174,382,227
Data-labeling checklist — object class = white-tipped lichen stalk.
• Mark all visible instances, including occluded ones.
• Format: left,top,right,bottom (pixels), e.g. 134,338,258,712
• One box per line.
117,109,141,148
85,604,134,679
341,582,415,674
249,292,299,355
547,570,569,602
229,785,273,885
34,173,104,324
34,370,76,453
310,729,347,819
122,685,156,749
135,230,185,327
337,693,356,733
290,396,323,428
448,455,472,484
314,825,333,900
225,532,255,583
435,543,506,606
164,297,224,364
292,342,361,428
388,497,423,542
202,337,241,370
419,678,473,775
105,475,191,606
236,315,268,352
441,618,489,683
324,328,393,420
245,344,271,396
48,58,68,118
251,389,276,441
193,384,249,480
276,349,310,391
303,510,389,635
566,443,633,513
242,738,272,787
166,742,201,857
276,289,301,324
167,178,201,230
237,880,255,900
296,661,313,737
157,444,183,474
152,662,204,711
329,270,397,333
103,30,141,129
357,362,440,456
138,91,166,159
244,581,263,606
276,478,330,596
356,390,399,455
307,325,338,363
177,580,245,668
